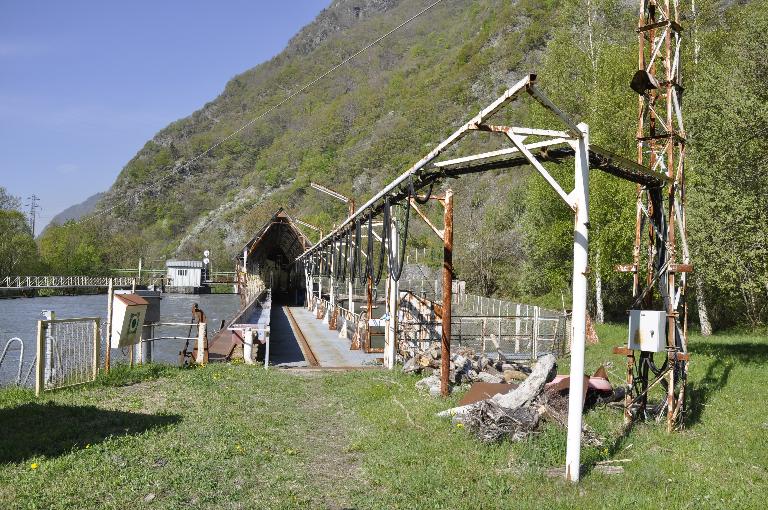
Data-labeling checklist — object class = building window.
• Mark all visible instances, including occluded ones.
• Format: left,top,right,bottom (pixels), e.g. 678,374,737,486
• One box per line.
178,269,187,276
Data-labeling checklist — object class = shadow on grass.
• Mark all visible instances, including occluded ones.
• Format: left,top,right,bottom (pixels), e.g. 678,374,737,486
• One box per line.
686,358,733,427
0,402,180,463
689,341,768,364
579,419,634,478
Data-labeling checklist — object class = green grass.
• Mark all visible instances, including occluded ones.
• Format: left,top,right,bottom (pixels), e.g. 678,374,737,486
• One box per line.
1,326,766,509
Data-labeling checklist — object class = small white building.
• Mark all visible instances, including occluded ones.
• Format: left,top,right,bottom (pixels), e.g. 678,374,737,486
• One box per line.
165,260,206,293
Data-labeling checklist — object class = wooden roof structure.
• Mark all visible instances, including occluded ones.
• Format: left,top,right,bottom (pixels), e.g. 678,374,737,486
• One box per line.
236,208,312,264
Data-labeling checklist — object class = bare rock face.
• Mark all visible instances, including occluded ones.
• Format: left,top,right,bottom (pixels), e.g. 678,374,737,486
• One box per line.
287,0,402,56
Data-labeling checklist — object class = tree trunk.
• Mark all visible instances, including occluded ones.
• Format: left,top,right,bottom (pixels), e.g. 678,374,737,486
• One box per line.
595,250,604,324
696,277,713,336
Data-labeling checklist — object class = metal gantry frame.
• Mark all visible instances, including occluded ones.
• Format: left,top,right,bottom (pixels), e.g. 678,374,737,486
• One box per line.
295,74,643,481
616,0,689,433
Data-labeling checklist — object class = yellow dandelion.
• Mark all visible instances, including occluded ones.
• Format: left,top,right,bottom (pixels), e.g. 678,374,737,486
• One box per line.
456,423,464,429
85,444,91,449
30,463,39,470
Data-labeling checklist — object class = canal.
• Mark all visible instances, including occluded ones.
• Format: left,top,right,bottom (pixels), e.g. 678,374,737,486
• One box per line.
0,293,240,386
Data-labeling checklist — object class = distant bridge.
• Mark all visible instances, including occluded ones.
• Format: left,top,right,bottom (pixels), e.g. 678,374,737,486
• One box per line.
0,272,237,290
0,275,140,290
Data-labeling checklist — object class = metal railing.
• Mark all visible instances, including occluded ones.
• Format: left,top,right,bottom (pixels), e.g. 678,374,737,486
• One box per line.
0,337,34,387
133,322,207,365
0,275,137,290
36,317,100,395
397,289,570,361
306,288,570,361
398,314,569,361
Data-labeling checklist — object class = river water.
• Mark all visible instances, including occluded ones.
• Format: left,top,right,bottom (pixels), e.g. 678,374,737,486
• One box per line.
0,293,240,386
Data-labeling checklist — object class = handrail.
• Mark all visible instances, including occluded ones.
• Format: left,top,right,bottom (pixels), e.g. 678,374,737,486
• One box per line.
0,338,24,385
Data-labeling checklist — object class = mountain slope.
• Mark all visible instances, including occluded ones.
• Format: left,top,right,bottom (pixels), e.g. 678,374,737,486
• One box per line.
91,0,562,265
46,192,104,229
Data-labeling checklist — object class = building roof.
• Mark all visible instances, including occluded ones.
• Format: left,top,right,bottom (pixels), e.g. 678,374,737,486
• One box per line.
114,294,149,306
166,260,204,268
236,208,312,262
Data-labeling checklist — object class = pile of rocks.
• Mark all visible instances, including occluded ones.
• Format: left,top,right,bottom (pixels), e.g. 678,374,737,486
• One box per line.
402,343,532,396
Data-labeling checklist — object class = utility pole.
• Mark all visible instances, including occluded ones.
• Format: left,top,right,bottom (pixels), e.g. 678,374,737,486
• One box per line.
26,194,40,236
627,0,689,431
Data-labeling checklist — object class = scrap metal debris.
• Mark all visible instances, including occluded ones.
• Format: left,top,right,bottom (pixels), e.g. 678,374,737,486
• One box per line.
426,354,613,446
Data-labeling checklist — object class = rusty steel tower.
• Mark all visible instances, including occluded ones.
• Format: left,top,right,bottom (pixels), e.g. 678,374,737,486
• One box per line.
622,0,690,431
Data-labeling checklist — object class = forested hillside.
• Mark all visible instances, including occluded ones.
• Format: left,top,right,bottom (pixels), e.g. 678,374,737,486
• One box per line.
27,0,768,330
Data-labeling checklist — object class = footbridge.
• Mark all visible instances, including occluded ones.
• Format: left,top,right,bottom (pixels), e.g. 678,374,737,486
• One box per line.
0,272,237,290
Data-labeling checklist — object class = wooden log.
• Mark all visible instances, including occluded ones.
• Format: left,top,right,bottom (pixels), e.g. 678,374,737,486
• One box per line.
438,353,556,419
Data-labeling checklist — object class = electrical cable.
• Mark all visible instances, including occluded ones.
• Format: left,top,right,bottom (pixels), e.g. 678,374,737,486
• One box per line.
351,217,362,283
380,177,412,282
372,212,387,286
414,180,433,205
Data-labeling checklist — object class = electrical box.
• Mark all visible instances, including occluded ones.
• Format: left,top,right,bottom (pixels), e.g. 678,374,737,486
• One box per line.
115,289,161,323
627,310,667,352
111,294,148,348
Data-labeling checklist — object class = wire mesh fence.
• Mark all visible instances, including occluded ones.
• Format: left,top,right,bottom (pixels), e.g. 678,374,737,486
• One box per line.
36,317,100,395
397,289,570,362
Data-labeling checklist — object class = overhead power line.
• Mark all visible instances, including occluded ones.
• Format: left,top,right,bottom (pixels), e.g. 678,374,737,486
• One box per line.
83,0,447,224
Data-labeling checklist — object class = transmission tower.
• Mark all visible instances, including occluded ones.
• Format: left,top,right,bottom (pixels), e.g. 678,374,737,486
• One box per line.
623,0,689,431
26,194,40,237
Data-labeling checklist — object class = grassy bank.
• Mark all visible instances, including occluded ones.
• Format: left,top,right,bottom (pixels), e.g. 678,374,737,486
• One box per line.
0,325,766,509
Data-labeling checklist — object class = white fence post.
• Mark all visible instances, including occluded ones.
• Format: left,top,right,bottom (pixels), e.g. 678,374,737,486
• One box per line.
35,320,45,397
196,323,206,364
93,318,100,379
565,122,590,482
244,328,254,365
263,327,270,369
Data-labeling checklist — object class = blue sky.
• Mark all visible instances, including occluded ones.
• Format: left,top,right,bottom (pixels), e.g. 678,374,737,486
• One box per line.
0,0,329,228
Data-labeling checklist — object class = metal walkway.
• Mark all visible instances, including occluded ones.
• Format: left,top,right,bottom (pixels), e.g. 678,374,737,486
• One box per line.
282,306,381,368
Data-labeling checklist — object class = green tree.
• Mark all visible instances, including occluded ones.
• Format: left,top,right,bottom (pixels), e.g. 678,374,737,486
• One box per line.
0,186,22,211
38,221,107,275
687,0,768,327
0,209,41,276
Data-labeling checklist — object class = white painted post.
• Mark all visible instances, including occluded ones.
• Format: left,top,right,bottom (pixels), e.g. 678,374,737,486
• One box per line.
263,327,270,369
244,328,254,365
385,216,399,370
105,279,113,372
143,325,153,363
533,306,540,360
35,320,45,397
42,310,54,386
93,318,100,380
325,243,334,324
196,323,206,364
135,329,144,365
565,122,590,482
348,277,354,315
